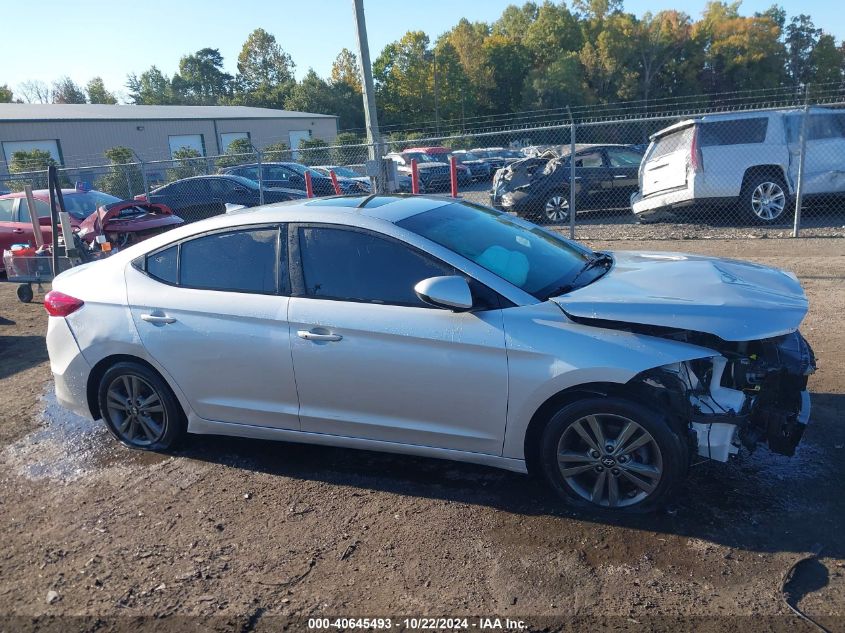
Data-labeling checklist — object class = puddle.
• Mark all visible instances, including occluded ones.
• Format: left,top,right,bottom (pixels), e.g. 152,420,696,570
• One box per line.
1,383,167,483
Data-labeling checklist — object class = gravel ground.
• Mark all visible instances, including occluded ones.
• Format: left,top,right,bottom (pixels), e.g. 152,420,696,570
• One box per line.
0,237,843,632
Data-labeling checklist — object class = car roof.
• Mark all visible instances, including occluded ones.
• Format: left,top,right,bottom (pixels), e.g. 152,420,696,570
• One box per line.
0,188,106,199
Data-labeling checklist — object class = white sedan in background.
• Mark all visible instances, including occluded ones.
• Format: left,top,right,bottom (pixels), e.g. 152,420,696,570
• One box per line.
45,195,814,512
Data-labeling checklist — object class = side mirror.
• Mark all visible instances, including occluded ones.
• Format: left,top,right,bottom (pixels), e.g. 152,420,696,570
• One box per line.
414,276,473,311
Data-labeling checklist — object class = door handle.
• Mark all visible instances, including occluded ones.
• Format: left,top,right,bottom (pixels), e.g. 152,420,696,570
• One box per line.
614,174,628,179
297,329,342,342
12,228,24,234
141,313,177,325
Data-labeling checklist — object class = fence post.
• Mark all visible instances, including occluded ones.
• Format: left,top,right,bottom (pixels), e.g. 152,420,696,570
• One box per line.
792,88,810,238
411,159,419,194
449,155,458,198
568,108,576,240
130,149,150,201
329,169,342,195
256,149,264,206
304,171,314,198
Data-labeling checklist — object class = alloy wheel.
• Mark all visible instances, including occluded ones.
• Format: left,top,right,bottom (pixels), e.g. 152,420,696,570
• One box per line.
544,195,570,222
750,181,786,221
557,414,663,508
105,374,168,446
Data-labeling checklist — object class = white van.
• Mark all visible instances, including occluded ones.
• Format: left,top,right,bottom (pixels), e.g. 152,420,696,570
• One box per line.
631,107,845,224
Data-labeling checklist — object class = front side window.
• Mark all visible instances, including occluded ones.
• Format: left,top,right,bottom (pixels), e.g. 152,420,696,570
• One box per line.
298,227,451,307
181,229,278,293
18,197,52,224
574,152,604,168
606,148,643,167
398,202,593,298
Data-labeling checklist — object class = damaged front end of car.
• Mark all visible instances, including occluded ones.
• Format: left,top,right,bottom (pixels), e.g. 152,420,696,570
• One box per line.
628,330,815,462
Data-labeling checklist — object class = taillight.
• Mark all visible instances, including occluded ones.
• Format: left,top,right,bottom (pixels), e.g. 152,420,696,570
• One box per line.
690,126,703,173
44,291,84,317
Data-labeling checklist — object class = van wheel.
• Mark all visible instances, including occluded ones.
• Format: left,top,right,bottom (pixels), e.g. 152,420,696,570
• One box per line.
539,398,686,513
742,173,790,224
98,362,186,451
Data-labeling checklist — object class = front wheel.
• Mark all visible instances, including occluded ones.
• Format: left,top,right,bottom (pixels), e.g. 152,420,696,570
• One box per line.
540,397,687,513
742,173,791,224
540,192,570,224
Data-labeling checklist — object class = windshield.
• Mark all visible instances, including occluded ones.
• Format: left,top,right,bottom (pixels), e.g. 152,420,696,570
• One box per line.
321,166,360,178
403,152,438,163
454,152,479,162
62,191,122,219
227,175,259,190
283,163,323,177
397,202,594,298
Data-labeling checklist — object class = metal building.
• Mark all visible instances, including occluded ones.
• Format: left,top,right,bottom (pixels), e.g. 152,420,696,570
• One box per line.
0,103,338,174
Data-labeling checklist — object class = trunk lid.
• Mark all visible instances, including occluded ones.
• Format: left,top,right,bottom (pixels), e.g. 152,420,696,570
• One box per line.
640,122,696,197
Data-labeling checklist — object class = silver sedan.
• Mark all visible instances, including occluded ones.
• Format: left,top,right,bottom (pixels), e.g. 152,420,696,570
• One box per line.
44,195,814,512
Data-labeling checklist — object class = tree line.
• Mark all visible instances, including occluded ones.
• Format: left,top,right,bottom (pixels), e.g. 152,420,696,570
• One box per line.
2,0,844,139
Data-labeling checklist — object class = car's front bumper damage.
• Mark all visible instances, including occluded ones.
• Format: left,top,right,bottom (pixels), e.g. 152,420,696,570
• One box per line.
629,331,816,462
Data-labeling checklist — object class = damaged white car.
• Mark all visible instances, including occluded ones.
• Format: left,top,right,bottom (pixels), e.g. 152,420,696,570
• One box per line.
44,196,815,513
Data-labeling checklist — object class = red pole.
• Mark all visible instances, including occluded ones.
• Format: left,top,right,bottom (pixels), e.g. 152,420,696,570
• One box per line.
411,159,419,194
329,170,342,195
304,170,314,198
449,155,458,198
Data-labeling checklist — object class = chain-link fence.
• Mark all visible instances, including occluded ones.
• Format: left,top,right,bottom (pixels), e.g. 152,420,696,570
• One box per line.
2,100,844,240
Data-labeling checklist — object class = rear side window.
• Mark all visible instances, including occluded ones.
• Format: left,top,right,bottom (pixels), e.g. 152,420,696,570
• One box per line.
649,127,695,160
181,229,278,293
19,198,53,224
699,118,768,146
298,227,451,307
147,245,178,284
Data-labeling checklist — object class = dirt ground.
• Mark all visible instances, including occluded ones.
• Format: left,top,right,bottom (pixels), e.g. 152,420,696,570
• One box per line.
0,237,843,632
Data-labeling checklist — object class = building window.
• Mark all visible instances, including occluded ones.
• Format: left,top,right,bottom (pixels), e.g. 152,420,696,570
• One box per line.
2,140,63,165
168,134,206,158
220,132,250,152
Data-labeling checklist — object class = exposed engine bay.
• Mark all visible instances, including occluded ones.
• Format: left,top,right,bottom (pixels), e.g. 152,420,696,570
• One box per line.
629,330,816,462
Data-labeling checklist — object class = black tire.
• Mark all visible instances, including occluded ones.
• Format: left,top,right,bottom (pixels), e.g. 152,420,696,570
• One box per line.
16,283,33,303
740,172,792,225
539,397,687,513
98,361,186,451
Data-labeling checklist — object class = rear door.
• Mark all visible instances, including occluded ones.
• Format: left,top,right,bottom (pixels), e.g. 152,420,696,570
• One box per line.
640,124,695,197
126,225,299,429
605,147,644,208
0,198,22,257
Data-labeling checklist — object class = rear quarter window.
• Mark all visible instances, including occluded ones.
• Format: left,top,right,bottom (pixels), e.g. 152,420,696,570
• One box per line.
699,118,768,146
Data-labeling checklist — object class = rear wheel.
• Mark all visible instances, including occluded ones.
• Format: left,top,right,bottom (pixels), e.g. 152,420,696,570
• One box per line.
540,397,686,513
98,362,185,451
741,173,790,224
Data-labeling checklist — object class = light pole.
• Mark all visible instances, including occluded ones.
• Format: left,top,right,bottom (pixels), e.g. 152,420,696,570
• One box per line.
352,0,382,164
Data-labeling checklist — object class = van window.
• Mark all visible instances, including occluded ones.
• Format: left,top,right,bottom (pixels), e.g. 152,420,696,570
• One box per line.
649,127,695,160
699,118,768,146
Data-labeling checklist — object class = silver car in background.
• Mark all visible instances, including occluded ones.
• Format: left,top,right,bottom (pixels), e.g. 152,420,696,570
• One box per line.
45,196,814,512
631,107,845,224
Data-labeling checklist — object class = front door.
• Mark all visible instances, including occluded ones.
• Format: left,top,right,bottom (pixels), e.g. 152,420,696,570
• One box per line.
571,149,612,209
126,225,299,430
287,224,509,455
604,147,645,209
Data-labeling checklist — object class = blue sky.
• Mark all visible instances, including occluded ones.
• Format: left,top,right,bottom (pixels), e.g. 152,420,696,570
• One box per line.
1,0,842,101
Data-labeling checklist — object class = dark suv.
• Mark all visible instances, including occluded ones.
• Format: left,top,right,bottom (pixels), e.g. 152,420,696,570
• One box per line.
222,162,368,196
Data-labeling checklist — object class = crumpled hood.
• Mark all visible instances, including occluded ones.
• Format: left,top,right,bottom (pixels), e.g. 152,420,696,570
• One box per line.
552,251,809,342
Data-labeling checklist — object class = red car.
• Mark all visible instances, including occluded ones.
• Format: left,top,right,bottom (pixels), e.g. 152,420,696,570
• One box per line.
0,188,182,271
